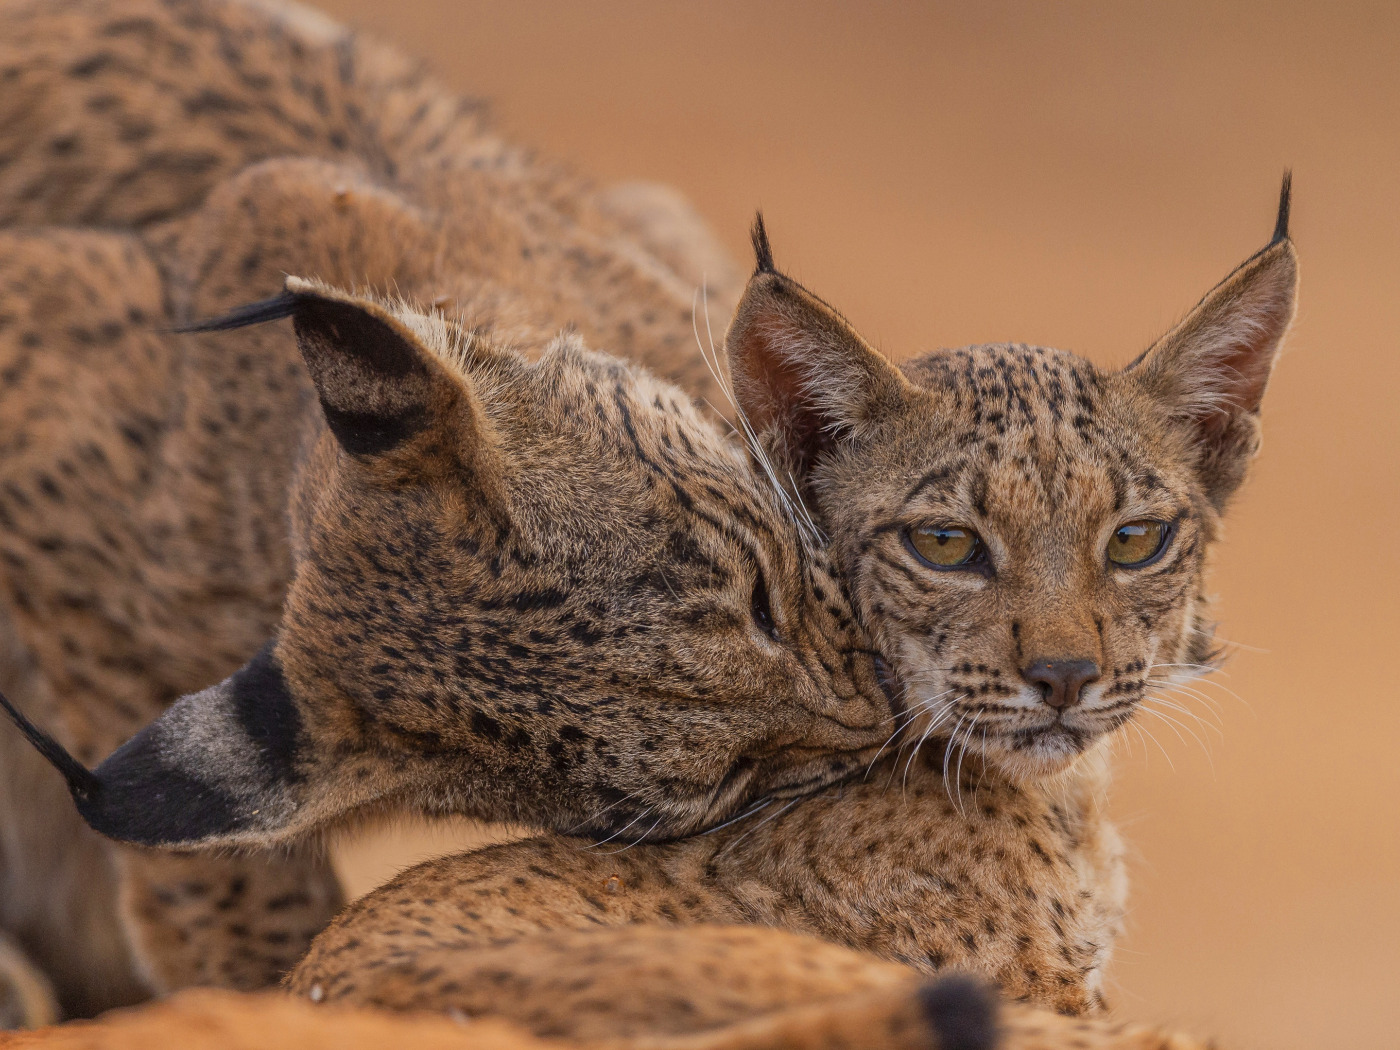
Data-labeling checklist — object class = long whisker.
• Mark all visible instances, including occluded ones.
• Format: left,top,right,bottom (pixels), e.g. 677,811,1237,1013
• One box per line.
1132,719,1176,771
692,282,824,547
941,712,968,792
566,790,644,834
1154,684,1226,718
1149,662,1248,705
1147,694,1223,735
888,696,959,792
1138,707,1212,772
593,813,667,855
952,711,982,818
715,797,801,859
974,721,990,801
865,723,908,779
578,806,652,851
1167,677,1245,710
698,798,773,836
900,701,953,793
1139,705,1215,774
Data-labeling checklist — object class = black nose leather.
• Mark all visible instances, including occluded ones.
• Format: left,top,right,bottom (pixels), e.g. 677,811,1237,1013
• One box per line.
1021,659,1100,710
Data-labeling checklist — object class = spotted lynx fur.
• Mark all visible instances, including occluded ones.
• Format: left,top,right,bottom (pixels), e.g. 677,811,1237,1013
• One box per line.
277,185,1292,1050
0,0,898,1017
11,289,1228,1050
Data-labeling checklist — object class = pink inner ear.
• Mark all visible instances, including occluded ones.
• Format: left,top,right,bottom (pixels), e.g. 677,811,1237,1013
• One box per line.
1145,238,1297,435
1215,325,1276,417
730,318,833,473
1189,276,1293,428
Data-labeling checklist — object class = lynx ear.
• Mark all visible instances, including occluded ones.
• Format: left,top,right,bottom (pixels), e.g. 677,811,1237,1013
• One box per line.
181,278,459,459
1129,175,1298,509
0,644,305,848
725,215,911,482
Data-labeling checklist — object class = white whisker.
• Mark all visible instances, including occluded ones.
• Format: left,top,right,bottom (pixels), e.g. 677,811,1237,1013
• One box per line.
952,712,982,818
1132,720,1176,771
887,694,959,792
691,282,824,546
1139,705,1216,774
566,790,643,834
715,797,801,859
579,806,653,851
698,798,772,836
941,713,968,795
594,813,667,855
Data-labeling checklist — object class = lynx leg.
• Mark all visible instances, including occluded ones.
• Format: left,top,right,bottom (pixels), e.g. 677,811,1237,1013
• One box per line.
0,931,59,1031
116,849,343,994
0,599,149,1020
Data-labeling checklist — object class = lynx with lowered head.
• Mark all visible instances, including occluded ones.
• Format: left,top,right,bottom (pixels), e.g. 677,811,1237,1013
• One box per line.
0,270,892,1019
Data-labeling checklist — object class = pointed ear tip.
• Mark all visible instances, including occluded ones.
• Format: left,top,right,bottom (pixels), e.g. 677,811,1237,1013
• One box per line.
0,686,102,800
283,275,320,296
1269,170,1293,246
283,276,363,309
750,211,777,275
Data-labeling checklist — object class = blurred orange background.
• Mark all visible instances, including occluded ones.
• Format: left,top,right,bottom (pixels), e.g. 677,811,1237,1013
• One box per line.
314,3,1400,1048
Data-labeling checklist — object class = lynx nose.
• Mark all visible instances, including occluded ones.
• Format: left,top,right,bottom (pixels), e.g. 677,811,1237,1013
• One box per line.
1021,659,1100,710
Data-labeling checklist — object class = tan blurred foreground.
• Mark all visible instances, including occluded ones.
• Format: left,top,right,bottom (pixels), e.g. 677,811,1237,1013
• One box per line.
0,990,544,1050
304,3,1400,1048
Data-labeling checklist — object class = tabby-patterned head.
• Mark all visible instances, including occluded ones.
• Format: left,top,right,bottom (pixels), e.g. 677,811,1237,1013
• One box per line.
725,180,1297,779
5,280,896,849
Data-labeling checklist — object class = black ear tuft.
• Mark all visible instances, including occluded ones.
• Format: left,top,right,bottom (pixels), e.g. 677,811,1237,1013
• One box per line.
918,975,1000,1050
0,687,100,801
1271,170,1292,245
751,212,777,275
173,291,302,334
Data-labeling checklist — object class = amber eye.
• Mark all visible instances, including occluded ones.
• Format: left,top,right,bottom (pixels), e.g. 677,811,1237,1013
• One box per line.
906,525,985,570
1107,520,1170,567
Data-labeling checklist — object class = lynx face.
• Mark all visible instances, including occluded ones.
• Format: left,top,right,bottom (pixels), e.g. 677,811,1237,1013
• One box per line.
815,344,1220,777
725,183,1297,779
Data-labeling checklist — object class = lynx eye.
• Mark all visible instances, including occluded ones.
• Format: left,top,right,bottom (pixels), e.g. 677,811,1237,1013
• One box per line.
905,525,985,570
1108,520,1170,568
750,569,780,641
